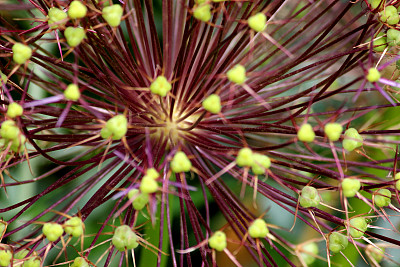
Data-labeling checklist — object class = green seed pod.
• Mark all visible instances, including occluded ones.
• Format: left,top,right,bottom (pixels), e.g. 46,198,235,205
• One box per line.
42,222,64,241
139,176,158,194
64,84,81,101
387,29,400,46
128,189,149,210
297,123,315,143
379,5,399,25
395,172,400,191
7,102,23,118
100,127,112,139
366,68,381,83
68,1,87,19
208,231,227,251
102,114,128,140
300,242,319,265
342,128,363,151
368,0,383,10
374,188,391,207
248,13,267,32
202,94,221,114
112,225,139,251
324,122,343,141
64,27,86,47
299,186,320,208
171,151,192,173
227,64,246,85
102,4,124,27
371,32,387,52
329,232,348,254
12,43,32,65
251,153,271,175
248,218,269,239
0,249,12,267
70,257,89,267
150,76,172,97
146,168,159,179
1,120,20,140
341,178,361,198
193,4,212,22
349,217,368,238
48,7,68,29
236,147,254,167
10,134,26,153
64,217,84,237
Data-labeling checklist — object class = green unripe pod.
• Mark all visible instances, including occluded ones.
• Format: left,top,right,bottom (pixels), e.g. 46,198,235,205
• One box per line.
102,115,128,140
368,0,382,10
379,6,399,25
70,257,89,267
251,153,270,175
102,4,124,27
349,217,368,238
342,128,363,151
371,33,387,52
227,64,246,85
150,76,172,97
68,1,87,19
193,4,212,22
64,27,86,47
12,43,32,65
236,147,254,167
128,189,149,210
297,123,315,143
387,29,400,46
208,231,226,251
299,186,320,208
329,232,348,253
139,176,158,194
374,188,391,207
64,217,84,237
300,242,319,265
112,225,139,251
248,13,266,32
248,218,269,239
7,102,23,118
395,172,400,191
42,222,64,241
202,94,221,114
0,249,12,267
10,134,26,153
48,7,68,29
146,168,159,179
341,178,361,198
171,151,192,172
1,120,20,140
64,84,81,101
366,68,380,83
324,122,343,141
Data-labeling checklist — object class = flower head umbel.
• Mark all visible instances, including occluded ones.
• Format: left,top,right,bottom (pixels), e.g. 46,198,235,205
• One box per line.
1,0,400,266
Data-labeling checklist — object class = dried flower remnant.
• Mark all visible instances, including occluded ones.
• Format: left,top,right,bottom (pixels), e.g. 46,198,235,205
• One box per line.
1,1,400,266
